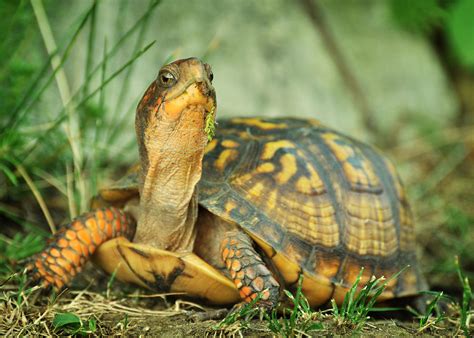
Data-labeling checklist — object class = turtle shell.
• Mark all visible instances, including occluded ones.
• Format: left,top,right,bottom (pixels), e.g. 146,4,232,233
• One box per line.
198,117,426,306
92,117,425,306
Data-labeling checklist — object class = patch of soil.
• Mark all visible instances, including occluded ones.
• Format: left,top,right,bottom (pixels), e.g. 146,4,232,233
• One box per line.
1,284,463,337
98,313,460,337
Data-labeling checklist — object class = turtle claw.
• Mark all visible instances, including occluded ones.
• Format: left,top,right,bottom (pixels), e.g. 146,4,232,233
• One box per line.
234,298,275,312
227,297,276,322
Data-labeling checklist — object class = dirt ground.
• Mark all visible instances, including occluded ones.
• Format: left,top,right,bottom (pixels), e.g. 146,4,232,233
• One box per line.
101,314,456,337
2,294,462,337
1,265,466,337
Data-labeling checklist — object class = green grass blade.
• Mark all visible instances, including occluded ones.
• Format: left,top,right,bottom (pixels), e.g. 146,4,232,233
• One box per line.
419,291,444,327
89,37,109,195
0,163,18,185
7,2,96,131
79,0,162,93
342,267,364,318
83,0,98,97
77,41,156,110
0,50,57,132
99,38,108,116
367,266,409,310
455,256,472,336
113,0,160,115
20,41,155,161
369,307,407,312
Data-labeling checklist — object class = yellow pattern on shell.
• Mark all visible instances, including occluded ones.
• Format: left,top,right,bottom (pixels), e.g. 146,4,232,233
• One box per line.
261,140,296,160
214,149,239,170
204,139,218,154
275,154,298,184
231,118,288,130
295,151,326,195
266,189,278,210
221,140,240,148
256,162,275,173
321,132,381,191
247,182,265,198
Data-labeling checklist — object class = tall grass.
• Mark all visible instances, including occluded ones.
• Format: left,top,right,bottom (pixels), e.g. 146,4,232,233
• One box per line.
0,0,162,277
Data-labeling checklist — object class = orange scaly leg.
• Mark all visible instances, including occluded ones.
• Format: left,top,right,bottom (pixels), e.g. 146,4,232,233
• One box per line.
220,230,280,308
29,207,136,290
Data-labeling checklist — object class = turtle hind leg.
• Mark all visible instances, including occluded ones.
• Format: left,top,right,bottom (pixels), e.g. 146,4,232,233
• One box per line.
220,229,280,309
28,207,136,290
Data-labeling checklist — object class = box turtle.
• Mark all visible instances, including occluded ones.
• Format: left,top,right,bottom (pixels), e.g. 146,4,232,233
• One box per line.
29,57,426,308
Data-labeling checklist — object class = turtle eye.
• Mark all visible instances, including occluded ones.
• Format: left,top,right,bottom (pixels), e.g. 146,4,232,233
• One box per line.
159,71,177,87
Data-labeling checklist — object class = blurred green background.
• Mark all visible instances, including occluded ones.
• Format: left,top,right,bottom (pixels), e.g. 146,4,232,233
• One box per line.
0,0,473,293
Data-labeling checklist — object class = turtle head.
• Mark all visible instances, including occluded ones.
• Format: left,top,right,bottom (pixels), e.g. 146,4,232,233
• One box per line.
133,58,216,250
136,57,216,170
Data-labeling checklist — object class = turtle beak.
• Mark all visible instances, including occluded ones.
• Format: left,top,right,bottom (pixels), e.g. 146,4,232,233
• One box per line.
197,81,213,100
197,79,216,115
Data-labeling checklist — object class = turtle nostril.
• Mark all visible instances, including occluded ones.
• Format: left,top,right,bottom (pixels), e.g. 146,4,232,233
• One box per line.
197,82,210,96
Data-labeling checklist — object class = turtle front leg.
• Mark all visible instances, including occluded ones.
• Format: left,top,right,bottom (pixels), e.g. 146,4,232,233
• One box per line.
220,229,280,308
28,207,136,290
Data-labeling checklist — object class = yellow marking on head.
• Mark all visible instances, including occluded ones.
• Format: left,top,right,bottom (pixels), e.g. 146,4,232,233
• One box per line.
262,140,295,160
256,162,275,173
204,139,218,154
275,154,297,184
214,149,239,170
231,118,288,130
221,139,240,148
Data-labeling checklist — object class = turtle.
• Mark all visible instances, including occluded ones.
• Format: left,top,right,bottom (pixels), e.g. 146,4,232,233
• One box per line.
29,57,426,308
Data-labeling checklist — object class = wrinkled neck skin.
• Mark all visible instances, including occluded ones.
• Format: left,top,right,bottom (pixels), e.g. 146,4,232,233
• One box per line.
133,107,207,252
